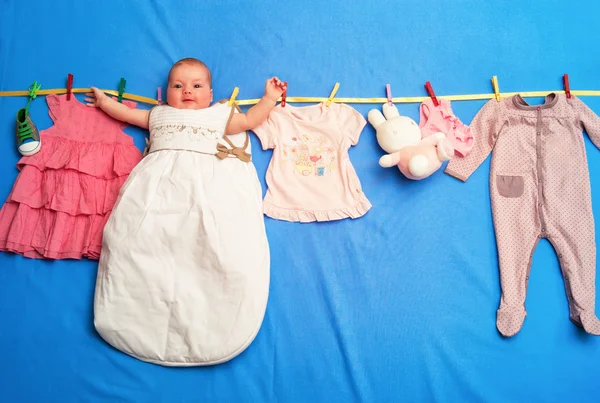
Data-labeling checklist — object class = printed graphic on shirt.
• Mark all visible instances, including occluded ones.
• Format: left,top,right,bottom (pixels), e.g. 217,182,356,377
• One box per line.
152,124,220,141
282,133,337,177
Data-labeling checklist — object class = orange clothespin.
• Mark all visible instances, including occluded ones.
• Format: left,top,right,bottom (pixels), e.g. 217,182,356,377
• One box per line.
563,74,571,98
386,84,393,105
424,81,439,106
281,82,287,107
491,76,501,102
66,73,73,101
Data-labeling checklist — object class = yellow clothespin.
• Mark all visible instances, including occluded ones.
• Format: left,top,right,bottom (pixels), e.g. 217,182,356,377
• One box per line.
491,76,501,102
325,82,340,107
228,87,239,106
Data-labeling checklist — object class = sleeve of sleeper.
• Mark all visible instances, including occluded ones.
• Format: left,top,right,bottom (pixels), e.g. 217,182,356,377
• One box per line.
570,96,600,149
444,99,505,182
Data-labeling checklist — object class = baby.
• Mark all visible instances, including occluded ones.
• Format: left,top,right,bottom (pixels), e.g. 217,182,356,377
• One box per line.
91,58,283,366
85,57,287,134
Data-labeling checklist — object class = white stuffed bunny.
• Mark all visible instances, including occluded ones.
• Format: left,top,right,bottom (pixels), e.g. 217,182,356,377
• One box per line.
367,103,454,180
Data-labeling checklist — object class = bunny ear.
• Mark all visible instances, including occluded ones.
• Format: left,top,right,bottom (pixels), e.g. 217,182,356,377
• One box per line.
382,103,400,120
367,108,386,128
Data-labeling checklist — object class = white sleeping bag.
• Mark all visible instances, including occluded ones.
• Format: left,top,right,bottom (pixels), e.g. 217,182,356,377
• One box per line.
94,102,270,366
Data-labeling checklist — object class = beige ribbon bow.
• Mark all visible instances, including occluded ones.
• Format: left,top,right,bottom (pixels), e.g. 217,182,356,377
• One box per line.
215,133,251,162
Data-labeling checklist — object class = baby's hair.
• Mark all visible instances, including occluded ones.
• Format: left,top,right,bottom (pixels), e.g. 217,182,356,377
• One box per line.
169,58,212,87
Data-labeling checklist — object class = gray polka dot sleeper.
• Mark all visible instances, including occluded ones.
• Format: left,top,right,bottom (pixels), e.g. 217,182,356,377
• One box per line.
445,93,600,337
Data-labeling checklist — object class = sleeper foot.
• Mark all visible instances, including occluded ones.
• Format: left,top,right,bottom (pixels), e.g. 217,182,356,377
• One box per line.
496,306,526,337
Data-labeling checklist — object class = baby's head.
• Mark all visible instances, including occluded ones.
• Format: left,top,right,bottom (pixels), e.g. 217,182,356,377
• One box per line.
167,58,213,109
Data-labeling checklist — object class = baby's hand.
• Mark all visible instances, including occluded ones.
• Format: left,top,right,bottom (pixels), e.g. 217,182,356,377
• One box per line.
84,87,109,108
264,77,287,102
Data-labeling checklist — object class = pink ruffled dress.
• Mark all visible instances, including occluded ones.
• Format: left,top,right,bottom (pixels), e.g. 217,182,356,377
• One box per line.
0,94,142,259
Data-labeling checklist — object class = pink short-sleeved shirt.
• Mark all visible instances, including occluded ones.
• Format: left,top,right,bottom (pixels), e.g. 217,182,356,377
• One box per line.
252,102,372,223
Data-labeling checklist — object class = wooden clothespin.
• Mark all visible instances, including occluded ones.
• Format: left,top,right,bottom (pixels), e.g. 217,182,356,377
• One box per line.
491,76,501,102
228,87,239,106
563,74,571,99
325,82,340,107
386,83,393,106
66,74,74,101
157,87,163,105
281,82,288,107
424,81,439,107
117,78,126,103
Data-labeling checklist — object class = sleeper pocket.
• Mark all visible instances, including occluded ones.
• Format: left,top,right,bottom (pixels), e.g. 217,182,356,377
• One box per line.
496,174,524,198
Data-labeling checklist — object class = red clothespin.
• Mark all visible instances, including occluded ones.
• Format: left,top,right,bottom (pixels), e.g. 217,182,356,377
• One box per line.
386,83,393,105
563,74,571,99
66,73,73,101
281,81,287,107
157,87,162,105
425,81,439,107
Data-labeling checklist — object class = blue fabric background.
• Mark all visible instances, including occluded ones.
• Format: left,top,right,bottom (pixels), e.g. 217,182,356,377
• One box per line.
1,0,600,401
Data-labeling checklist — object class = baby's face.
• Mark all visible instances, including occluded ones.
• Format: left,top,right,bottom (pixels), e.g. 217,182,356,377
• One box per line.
167,63,213,109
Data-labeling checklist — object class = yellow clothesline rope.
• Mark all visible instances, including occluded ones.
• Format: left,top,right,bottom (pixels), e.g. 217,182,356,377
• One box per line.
0,88,158,105
1,87,600,106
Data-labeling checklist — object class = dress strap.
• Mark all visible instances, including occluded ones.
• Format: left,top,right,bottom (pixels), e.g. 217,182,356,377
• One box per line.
215,132,251,162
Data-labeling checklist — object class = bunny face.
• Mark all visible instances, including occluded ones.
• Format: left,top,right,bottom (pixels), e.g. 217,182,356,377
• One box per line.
368,105,422,153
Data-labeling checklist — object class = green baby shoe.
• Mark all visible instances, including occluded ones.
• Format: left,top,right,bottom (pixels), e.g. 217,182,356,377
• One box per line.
16,108,41,156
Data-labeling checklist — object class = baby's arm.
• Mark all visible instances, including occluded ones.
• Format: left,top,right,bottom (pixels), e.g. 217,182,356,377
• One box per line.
85,87,150,129
225,77,286,135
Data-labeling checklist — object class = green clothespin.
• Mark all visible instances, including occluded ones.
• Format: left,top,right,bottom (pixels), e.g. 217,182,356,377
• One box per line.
117,78,126,103
28,81,41,99
25,81,42,115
